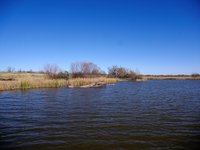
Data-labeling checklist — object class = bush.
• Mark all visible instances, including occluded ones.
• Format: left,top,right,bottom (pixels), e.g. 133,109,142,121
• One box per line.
191,73,200,78
55,72,69,80
108,66,142,81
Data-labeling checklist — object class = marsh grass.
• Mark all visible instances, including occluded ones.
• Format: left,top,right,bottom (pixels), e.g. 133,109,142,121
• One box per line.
20,81,30,90
0,79,67,91
143,75,200,80
0,73,67,91
68,77,119,87
0,73,119,91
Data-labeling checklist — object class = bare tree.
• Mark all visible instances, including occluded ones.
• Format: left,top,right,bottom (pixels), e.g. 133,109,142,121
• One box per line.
108,66,118,77
71,62,102,78
71,62,83,78
108,66,141,80
108,66,129,78
7,66,15,72
44,64,60,78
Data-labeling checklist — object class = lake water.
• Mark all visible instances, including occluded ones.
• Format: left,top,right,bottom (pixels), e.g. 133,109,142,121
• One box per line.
0,80,200,150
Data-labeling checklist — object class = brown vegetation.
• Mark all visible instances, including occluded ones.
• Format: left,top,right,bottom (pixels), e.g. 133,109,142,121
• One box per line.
0,73,67,91
2,61,199,91
68,77,119,88
71,62,102,78
143,75,200,80
108,66,142,81
44,64,69,79
191,73,200,78
0,73,118,91
44,64,60,78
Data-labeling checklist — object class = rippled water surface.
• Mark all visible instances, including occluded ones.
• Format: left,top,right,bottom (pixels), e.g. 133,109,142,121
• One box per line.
1,80,200,150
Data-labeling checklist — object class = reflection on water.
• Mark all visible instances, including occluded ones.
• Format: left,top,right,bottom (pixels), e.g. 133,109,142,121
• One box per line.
0,80,200,150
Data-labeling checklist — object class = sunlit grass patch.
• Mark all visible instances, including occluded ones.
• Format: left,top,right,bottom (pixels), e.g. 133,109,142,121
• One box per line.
67,77,119,87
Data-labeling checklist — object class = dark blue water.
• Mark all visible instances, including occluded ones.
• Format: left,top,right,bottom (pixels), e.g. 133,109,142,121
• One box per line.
0,80,200,150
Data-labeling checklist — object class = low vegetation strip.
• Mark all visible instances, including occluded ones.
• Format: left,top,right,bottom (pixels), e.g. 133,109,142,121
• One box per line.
0,79,67,91
1,62,199,91
0,73,119,91
0,72,66,91
143,75,200,80
68,77,119,88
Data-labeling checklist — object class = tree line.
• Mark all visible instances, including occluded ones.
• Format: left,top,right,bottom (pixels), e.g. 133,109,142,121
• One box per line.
4,62,142,81
43,62,142,81
5,62,200,81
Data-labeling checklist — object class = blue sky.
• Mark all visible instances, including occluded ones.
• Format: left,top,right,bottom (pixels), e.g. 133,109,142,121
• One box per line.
0,0,200,74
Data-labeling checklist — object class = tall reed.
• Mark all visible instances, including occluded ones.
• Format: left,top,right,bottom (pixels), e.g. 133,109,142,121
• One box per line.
68,77,119,87
0,73,119,91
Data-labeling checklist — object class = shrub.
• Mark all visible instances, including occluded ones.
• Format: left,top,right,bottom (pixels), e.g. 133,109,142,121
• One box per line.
55,71,69,80
108,66,142,81
191,73,200,78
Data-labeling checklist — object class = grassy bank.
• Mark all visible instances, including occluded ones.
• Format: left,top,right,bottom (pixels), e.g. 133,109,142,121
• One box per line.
68,77,119,87
0,73,67,91
0,73,119,91
142,75,200,80
1,73,200,91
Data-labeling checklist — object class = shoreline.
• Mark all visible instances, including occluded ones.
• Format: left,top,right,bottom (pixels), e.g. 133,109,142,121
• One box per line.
0,80,116,91
0,73,200,91
142,75,200,80
0,73,119,91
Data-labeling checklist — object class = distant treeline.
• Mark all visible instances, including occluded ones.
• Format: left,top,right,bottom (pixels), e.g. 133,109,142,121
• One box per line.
3,62,142,81
145,74,200,77
4,63,199,81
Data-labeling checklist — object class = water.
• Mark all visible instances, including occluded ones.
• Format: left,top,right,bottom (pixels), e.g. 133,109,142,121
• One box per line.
0,80,200,150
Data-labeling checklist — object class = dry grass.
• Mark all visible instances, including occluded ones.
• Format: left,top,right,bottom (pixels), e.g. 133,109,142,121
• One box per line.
143,75,200,80
0,73,67,91
67,77,119,87
2,72,199,91
0,73,119,91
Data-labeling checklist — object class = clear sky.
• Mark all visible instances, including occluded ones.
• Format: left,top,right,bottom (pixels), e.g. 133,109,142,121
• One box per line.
0,0,200,74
